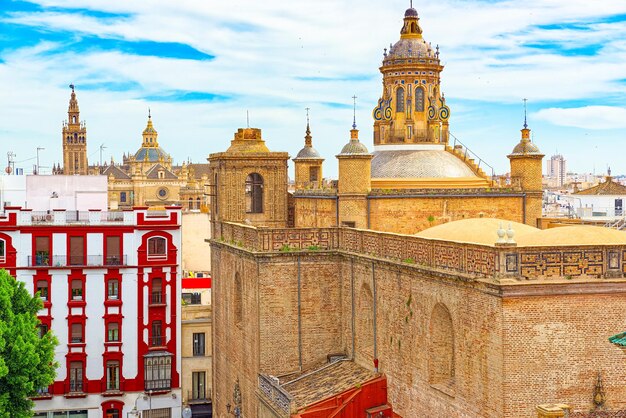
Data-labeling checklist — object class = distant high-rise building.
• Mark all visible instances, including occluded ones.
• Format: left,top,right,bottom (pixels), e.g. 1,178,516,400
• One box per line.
546,154,567,186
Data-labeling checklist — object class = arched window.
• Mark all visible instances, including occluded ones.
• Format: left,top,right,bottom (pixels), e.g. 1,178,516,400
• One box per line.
188,197,193,210
234,272,242,326
0,239,5,263
396,87,405,113
245,173,263,213
429,303,455,389
72,116,76,124
415,87,425,112
147,236,167,260
196,197,201,209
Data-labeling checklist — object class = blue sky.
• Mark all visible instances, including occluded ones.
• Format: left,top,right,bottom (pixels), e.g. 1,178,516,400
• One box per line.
1,0,626,177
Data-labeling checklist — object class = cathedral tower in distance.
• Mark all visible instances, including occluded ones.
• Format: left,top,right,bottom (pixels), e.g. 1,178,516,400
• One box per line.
62,84,88,175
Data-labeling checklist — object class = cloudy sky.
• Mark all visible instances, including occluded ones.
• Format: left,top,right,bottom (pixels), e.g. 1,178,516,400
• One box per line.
1,0,626,177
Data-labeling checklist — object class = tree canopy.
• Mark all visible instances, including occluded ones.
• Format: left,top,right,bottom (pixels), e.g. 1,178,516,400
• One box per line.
0,269,58,417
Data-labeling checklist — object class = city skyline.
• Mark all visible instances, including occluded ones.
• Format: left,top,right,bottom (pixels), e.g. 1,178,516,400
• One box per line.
2,0,626,177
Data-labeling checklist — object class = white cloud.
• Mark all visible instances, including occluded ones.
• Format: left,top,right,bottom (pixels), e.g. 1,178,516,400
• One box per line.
534,106,626,129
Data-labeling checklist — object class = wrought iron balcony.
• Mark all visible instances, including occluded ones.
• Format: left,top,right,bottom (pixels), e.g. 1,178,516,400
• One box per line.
28,254,127,267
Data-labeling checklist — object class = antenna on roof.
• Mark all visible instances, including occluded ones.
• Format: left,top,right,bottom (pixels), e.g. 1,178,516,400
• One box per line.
246,110,250,128
352,95,358,129
523,98,528,129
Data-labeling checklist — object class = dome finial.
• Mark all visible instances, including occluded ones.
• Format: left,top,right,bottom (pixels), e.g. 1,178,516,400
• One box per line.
523,98,528,129
352,95,358,129
304,107,312,147
148,107,151,119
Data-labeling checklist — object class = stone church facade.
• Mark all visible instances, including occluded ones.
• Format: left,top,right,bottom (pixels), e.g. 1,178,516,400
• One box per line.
208,5,626,418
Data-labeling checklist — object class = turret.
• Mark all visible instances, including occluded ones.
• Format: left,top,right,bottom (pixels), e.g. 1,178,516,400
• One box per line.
337,114,372,228
293,110,324,189
62,84,88,175
507,114,544,226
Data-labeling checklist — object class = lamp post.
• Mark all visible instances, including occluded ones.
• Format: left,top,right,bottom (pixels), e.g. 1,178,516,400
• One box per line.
182,405,193,418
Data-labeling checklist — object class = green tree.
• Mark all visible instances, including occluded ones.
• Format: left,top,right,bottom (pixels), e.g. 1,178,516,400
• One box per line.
0,269,58,417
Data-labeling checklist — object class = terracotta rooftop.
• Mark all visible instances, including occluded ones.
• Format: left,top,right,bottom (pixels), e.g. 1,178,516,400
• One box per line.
281,360,378,410
575,176,626,195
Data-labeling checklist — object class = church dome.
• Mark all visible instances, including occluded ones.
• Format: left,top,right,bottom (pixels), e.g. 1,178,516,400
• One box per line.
510,140,541,156
340,141,369,155
134,147,171,163
387,37,433,60
371,149,477,178
404,7,418,17
295,146,322,159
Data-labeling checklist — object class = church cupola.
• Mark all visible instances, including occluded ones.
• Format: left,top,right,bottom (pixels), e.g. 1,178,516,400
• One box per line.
142,109,159,148
373,6,450,146
293,109,324,189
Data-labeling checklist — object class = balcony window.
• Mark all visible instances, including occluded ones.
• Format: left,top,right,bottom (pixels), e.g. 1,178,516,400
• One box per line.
107,279,119,300
71,323,83,343
151,278,163,304
151,321,163,347
106,236,121,265
144,353,172,391
107,323,119,342
193,333,205,356
69,361,84,392
35,236,50,266
36,280,49,301
71,279,83,301
147,237,167,260
192,371,206,400
0,239,5,263
120,191,127,203
69,236,84,265
106,360,120,391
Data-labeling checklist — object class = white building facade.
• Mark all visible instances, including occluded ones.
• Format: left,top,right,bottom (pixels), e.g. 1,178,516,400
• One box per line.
0,206,182,418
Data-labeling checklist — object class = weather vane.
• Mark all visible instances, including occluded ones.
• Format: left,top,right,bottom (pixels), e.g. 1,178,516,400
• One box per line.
352,95,357,129
523,98,528,129
69,83,75,92
305,107,310,125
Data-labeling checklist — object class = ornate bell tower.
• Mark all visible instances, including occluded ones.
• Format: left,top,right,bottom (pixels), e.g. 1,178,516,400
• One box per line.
62,84,88,175
372,6,450,145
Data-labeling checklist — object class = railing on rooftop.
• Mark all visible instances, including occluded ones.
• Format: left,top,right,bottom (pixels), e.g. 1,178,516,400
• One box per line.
259,374,292,416
450,132,496,181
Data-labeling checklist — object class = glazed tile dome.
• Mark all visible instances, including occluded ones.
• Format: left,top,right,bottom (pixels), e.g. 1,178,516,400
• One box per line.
387,37,433,60
295,146,322,159
509,141,542,156
371,150,478,178
340,140,369,155
134,147,171,162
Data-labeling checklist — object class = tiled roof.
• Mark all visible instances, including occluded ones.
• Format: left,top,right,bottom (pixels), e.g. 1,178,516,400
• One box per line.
134,146,170,163
102,165,131,180
145,164,178,180
281,360,378,410
609,332,626,347
575,177,626,195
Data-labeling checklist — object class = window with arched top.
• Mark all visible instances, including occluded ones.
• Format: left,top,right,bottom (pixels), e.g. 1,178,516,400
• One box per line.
234,272,242,326
396,87,405,113
72,116,76,124
429,303,455,390
188,197,193,210
147,236,167,260
245,173,263,213
0,239,5,263
196,197,201,209
415,87,425,112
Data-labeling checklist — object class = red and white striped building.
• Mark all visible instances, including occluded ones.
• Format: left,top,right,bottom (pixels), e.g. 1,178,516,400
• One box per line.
0,206,182,418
